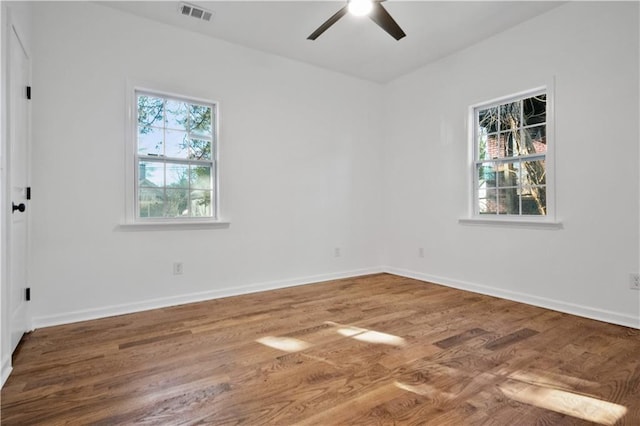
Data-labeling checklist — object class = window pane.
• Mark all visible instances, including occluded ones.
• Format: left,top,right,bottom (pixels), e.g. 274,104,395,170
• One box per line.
478,107,498,134
498,187,520,215
166,163,189,188
138,161,164,187
137,95,164,129
165,100,188,131
190,165,212,190
522,186,546,215
165,130,189,159
500,101,521,130
472,91,548,218
135,91,216,221
477,163,497,188
497,161,520,188
189,104,212,136
498,131,519,157
191,190,212,217
138,127,163,156
139,187,164,218
522,159,546,186
478,188,497,214
523,125,546,155
511,130,527,156
165,189,189,217
478,130,488,160
190,138,212,160
523,94,546,126
483,134,500,159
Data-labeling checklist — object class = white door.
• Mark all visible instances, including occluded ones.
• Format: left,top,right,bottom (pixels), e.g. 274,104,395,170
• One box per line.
7,24,30,353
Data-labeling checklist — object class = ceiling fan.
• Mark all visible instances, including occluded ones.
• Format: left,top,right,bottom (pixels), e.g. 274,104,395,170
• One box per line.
308,0,406,41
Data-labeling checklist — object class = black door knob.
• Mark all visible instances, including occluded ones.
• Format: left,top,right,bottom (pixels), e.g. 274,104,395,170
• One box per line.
12,203,25,213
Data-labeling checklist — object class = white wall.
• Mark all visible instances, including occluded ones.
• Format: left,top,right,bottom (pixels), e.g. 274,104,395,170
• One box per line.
29,2,384,326
383,2,640,328
25,1,640,330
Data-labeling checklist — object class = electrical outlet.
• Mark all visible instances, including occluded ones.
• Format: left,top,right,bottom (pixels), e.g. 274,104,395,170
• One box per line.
334,247,341,257
173,262,183,275
630,273,640,290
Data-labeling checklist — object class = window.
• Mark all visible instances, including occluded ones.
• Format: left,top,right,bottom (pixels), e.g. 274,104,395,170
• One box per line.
132,89,218,222
471,87,553,220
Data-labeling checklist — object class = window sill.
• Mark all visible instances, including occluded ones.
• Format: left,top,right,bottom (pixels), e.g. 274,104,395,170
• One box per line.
116,220,231,232
459,217,562,230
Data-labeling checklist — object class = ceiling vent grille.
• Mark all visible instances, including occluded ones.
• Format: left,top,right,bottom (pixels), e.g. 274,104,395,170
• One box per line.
178,3,213,22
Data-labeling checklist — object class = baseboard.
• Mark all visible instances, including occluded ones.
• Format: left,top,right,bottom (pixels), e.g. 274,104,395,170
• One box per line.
31,267,384,329
1,355,12,388
384,266,640,330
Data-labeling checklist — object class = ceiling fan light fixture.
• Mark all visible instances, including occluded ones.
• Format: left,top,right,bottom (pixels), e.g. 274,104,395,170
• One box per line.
348,0,373,17
308,0,405,41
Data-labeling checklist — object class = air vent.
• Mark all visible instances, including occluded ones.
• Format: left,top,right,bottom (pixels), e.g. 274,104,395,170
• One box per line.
178,3,213,22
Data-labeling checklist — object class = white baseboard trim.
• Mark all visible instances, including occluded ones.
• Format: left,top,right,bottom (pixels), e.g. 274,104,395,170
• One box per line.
31,267,384,329
1,355,12,388
384,266,640,330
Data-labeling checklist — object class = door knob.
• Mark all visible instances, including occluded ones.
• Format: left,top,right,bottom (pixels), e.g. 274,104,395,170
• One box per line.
12,202,25,213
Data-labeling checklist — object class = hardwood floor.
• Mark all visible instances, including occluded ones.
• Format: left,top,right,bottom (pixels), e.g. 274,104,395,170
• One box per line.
2,273,639,425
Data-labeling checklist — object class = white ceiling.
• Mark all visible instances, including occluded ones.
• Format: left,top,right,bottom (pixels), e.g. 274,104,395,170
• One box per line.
103,1,563,83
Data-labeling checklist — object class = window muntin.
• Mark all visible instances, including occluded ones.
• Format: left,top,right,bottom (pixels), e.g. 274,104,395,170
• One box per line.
474,90,548,217
135,91,217,220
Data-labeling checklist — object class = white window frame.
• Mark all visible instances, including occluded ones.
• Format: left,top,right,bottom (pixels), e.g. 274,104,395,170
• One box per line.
461,83,560,228
121,82,228,230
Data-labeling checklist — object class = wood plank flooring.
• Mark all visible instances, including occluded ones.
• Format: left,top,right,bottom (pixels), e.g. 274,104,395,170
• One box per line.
2,273,639,425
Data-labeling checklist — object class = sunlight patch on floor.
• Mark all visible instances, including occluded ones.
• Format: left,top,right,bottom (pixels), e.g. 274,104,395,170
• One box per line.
335,325,367,337
394,381,454,400
350,330,406,346
256,336,311,352
499,379,627,425
325,321,406,346
509,370,599,391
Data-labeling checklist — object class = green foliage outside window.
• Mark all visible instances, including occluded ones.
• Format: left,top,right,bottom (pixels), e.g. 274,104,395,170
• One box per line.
136,92,215,219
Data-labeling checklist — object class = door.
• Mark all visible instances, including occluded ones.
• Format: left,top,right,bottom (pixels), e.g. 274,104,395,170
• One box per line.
7,24,30,353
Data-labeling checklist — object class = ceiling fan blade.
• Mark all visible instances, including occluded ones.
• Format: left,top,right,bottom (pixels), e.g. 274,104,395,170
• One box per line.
369,2,406,40
307,5,349,40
